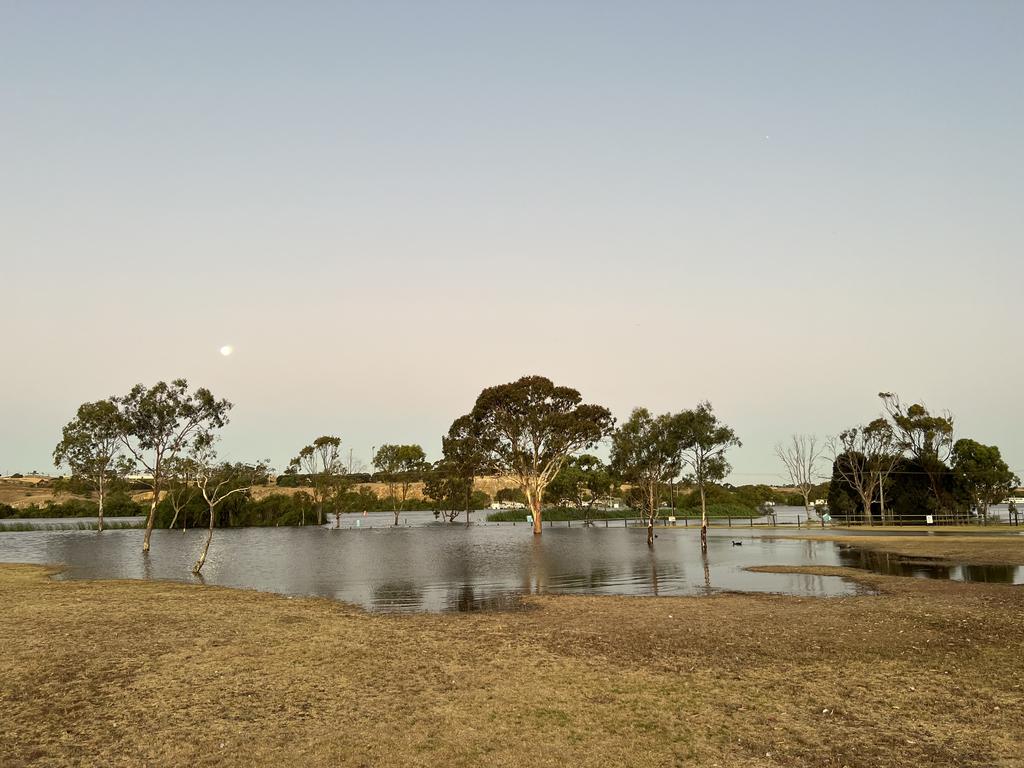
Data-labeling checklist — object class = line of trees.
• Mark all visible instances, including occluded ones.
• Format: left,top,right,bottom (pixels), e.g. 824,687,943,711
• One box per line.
50,378,1019,575
824,393,1019,525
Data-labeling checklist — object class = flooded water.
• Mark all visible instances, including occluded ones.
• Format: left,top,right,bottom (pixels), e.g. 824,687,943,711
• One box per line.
0,524,1019,612
835,548,1023,583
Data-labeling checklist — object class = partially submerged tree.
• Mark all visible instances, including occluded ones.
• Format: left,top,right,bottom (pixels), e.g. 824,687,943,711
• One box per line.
424,461,472,523
676,402,741,552
467,375,614,535
53,399,132,533
829,419,901,525
373,444,429,525
115,380,232,552
163,455,200,531
440,416,489,523
610,409,682,545
546,454,614,523
192,438,269,574
774,434,825,515
288,436,344,526
952,439,1019,523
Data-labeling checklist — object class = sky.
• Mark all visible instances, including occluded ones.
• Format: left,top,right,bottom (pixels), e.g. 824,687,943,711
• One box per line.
2,1,1022,482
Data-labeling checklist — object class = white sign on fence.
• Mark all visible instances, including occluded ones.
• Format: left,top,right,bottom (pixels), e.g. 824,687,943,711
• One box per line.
925,514,934,525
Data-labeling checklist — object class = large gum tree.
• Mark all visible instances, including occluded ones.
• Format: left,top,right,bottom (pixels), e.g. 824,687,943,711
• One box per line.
115,379,232,553
466,375,614,535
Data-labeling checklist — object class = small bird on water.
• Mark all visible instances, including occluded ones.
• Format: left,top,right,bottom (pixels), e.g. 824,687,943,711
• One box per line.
731,540,742,546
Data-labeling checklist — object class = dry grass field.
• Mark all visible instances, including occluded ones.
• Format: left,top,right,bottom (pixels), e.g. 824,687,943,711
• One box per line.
2,535,1023,767
0,478,72,509
1,476,520,508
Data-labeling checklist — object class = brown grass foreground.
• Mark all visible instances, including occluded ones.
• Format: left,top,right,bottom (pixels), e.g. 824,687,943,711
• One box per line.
2,560,1023,768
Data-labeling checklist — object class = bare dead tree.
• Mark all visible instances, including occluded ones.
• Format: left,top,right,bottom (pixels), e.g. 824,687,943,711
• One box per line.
829,419,901,526
774,434,825,515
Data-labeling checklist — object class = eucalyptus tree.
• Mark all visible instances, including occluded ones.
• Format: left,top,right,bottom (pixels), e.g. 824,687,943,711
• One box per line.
675,402,741,552
373,444,429,525
423,461,471,523
774,434,825,515
547,454,614,523
829,419,901,525
879,393,955,511
289,436,344,526
610,409,682,545
438,415,489,523
951,439,1019,522
53,399,132,533
163,455,200,531
192,438,269,574
115,380,233,553
467,375,614,535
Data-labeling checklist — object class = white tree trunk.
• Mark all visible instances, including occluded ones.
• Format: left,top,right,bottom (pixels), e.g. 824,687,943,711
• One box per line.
193,505,215,574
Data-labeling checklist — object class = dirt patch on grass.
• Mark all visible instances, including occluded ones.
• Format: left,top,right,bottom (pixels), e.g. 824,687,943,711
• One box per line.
2,564,1023,767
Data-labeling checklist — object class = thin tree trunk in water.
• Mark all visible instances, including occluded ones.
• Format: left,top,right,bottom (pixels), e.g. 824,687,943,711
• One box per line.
647,485,656,546
531,492,543,535
193,504,214,574
393,509,400,526
97,478,105,533
143,495,157,553
699,483,708,552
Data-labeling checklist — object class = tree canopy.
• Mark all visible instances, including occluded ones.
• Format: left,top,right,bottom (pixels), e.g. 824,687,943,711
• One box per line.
610,408,681,545
467,375,614,534
114,379,232,552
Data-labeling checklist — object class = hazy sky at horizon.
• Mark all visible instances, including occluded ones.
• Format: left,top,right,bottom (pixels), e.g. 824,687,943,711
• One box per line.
2,1,1022,481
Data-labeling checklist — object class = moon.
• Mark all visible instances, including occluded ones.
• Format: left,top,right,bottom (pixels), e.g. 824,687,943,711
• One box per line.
219,345,234,357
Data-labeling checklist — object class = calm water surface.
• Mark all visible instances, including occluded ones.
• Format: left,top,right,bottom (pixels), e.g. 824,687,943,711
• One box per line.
1,522,1019,612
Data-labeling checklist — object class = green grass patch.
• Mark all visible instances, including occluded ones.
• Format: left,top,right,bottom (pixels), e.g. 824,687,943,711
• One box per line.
672,504,760,519
486,507,634,523
486,503,759,523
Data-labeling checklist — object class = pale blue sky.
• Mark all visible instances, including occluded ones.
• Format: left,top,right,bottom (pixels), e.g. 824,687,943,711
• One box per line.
2,1,1022,480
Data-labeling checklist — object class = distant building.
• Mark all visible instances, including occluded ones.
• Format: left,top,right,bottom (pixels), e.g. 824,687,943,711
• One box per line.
489,500,527,510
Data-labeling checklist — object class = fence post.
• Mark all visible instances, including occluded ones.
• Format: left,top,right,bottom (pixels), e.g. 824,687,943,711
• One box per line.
797,515,802,529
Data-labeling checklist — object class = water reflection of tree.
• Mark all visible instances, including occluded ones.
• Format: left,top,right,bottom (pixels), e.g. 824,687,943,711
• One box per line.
372,580,424,611
522,537,548,595
454,585,519,612
961,564,1019,583
838,548,954,580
